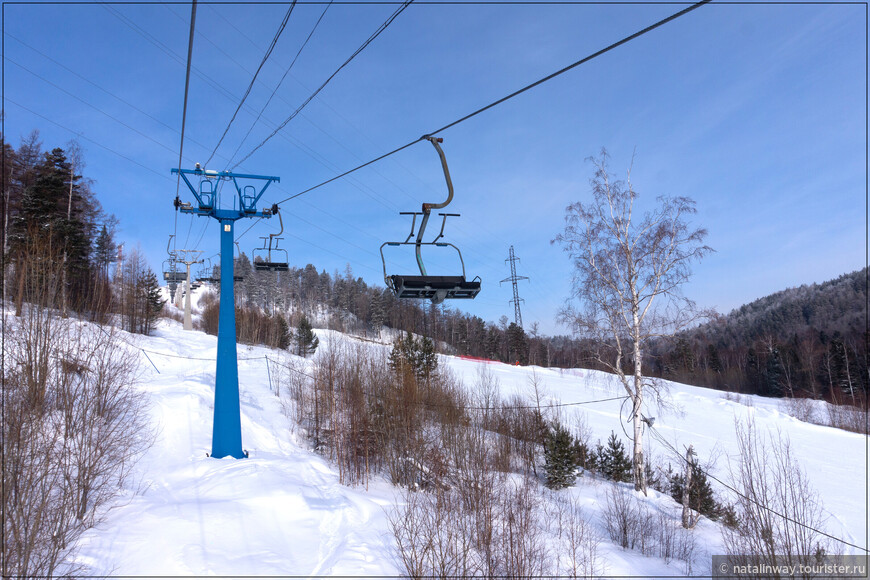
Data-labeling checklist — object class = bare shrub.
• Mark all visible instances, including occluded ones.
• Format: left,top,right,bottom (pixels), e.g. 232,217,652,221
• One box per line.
602,485,640,549
722,417,834,575
601,484,660,555
3,308,149,577
389,474,553,579
779,396,819,424
826,402,868,435
498,477,549,577
549,493,604,578
655,511,696,571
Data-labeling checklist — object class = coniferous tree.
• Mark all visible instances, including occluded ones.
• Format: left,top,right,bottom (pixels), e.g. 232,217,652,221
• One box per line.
416,336,437,380
544,421,577,489
142,269,165,335
295,315,319,357
93,223,117,279
764,345,785,397
596,431,632,483
273,314,291,350
507,322,529,365
669,462,721,521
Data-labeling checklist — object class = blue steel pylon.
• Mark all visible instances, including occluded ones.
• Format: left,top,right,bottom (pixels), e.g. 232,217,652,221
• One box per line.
172,165,280,459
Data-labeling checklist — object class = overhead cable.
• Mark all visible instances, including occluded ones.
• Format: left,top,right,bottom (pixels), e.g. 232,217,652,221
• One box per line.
175,0,198,256
272,0,712,206
232,0,414,170
646,424,866,553
226,0,334,169
205,0,298,166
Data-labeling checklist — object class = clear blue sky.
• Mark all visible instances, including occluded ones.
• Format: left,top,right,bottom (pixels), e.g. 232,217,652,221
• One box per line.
3,1,866,335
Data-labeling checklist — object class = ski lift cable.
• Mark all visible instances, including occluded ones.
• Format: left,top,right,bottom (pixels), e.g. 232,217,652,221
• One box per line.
225,0,334,170
646,424,866,553
205,0,299,167
270,0,713,207
231,0,414,170
5,99,172,183
174,0,198,256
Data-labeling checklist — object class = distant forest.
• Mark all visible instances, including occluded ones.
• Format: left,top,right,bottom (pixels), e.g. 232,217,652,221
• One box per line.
649,268,868,404
222,252,867,403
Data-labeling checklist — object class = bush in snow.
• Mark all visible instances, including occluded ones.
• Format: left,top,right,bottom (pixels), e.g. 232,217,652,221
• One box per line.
722,417,834,574
2,307,150,577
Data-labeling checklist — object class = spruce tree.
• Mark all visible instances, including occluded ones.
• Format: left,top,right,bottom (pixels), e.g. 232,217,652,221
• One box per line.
416,336,438,380
93,224,117,279
142,269,165,335
669,462,720,520
596,431,632,482
295,315,319,357
544,421,577,489
274,315,291,350
507,322,529,365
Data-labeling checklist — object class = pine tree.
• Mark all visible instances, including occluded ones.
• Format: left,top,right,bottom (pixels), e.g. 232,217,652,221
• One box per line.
707,343,722,374
273,315,291,350
93,224,117,279
388,332,438,380
389,332,416,375
669,462,720,521
544,421,577,489
416,336,438,380
295,315,319,357
369,291,386,337
596,431,632,482
142,269,165,335
507,322,529,365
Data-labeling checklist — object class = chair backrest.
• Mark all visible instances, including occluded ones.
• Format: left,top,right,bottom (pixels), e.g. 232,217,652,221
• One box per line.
242,185,256,213
199,180,215,208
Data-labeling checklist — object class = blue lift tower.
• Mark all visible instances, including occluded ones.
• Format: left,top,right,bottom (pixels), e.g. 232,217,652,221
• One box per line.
172,164,280,459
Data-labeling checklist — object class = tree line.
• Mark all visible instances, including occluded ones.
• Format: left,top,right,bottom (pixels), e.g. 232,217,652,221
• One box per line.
649,267,868,404
224,242,866,407
2,132,163,333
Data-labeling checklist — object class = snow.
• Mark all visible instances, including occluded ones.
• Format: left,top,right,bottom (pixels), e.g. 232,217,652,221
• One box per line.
71,317,867,576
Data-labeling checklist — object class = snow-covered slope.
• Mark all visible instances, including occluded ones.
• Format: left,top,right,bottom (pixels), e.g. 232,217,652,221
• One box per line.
73,320,867,576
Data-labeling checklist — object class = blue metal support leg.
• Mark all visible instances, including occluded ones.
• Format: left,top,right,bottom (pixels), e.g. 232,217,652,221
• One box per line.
212,219,244,459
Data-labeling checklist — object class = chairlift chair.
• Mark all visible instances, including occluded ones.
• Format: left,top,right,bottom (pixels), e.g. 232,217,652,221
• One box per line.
380,136,481,305
195,259,220,284
252,209,289,272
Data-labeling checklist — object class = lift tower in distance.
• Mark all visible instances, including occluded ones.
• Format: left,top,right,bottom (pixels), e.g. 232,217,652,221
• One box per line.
173,164,279,459
500,245,529,329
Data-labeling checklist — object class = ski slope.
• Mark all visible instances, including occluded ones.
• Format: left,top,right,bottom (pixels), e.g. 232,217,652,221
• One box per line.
73,315,867,576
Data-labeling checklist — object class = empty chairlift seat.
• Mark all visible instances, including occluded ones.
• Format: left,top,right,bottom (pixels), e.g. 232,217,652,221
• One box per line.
380,136,481,305
388,275,481,301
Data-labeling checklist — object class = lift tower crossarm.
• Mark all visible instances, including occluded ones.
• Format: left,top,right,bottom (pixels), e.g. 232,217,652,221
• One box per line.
171,167,279,219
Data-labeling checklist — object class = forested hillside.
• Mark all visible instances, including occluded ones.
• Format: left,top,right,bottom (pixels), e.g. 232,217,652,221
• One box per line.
221,247,867,406
650,268,867,402
2,133,164,332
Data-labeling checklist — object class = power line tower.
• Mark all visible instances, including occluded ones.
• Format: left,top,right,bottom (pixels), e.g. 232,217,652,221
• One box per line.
173,165,279,459
500,245,529,328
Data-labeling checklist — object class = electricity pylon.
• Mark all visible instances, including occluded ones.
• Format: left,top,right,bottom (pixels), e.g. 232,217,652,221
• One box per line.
500,245,529,328
173,165,279,459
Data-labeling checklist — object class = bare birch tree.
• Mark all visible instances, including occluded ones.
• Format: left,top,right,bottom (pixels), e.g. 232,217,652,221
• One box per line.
553,149,712,493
